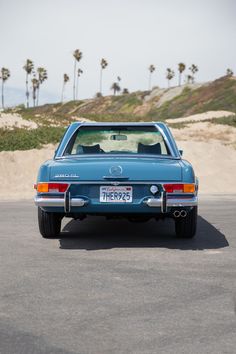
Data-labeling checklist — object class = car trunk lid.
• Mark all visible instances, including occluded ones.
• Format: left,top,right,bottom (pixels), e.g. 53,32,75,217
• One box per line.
49,157,182,181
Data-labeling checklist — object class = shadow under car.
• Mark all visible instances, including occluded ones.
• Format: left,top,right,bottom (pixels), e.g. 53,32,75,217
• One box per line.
57,215,229,251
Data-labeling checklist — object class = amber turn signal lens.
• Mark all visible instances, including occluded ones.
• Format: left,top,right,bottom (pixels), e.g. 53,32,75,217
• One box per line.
183,184,195,193
37,183,49,193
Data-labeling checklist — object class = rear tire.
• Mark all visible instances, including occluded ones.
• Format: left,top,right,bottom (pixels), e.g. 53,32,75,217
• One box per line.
38,207,62,238
175,206,197,238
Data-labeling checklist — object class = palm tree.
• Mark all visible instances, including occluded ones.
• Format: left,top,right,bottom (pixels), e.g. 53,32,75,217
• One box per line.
0,67,10,109
166,68,175,88
73,49,83,100
148,65,155,90
189,64,198,83
226,68,234,77
111,82,121,95
31,78,39,107
178,63,186,86
61,74,69,103
23,59,34,108
99,58,108,95
36,67,48,106
76,68,83,100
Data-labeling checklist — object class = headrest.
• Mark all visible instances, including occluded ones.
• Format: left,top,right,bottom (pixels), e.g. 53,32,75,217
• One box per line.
76,144,100,154
138,142,161,154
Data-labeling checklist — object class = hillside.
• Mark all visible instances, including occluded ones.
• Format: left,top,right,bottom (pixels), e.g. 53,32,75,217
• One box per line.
5,75,236,125
0,75,236,152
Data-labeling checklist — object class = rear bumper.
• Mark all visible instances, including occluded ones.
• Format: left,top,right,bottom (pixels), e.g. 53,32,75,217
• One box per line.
35,196,87,208
34,194,197,213
145,196,198,207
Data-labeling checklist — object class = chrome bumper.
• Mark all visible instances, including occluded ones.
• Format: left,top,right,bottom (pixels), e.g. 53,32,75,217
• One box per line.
144,196,198,208
35,196,87,211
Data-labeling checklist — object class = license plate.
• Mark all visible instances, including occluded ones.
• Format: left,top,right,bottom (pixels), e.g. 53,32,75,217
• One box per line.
100,186,133,203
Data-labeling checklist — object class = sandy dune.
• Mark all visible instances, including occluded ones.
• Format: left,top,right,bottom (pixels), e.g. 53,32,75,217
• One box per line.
0,113,38,129
166,110,235,123
171,121,236,147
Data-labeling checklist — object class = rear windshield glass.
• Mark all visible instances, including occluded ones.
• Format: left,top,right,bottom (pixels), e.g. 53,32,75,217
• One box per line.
63,126,170,156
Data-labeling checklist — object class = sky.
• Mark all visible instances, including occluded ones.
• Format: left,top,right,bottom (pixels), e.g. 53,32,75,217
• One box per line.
0,0,236,105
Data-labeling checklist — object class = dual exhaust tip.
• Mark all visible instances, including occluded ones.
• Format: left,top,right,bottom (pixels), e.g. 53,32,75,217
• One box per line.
173,210,187,218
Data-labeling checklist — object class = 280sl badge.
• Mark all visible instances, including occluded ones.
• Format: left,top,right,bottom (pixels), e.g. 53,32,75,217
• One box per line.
54,174,79,178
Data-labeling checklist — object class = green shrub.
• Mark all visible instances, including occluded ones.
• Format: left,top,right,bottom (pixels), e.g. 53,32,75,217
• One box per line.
0,126,66,151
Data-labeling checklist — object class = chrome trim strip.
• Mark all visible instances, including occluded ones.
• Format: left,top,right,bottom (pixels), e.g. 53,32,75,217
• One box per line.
103,176,130,180
145,196,198,208
55,155,180,161
154,124,176,157
35,196,87,208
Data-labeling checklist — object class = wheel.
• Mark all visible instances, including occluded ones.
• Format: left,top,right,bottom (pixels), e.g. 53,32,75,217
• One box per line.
175,206,197,238
38,207,62,238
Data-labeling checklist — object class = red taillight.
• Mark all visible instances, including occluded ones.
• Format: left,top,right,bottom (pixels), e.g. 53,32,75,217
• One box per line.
163,184,184,193
37,183,69,193
163,183,195,193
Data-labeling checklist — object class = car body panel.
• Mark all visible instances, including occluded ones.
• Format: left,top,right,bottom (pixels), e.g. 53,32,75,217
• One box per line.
35,122,198,216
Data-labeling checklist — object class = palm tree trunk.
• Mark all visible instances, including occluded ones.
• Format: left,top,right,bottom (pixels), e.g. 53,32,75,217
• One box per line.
73,59,76,100
61,82,65,103
99,67,103,94
178,72,181,86
76,76,79,100
33,88,36,107
148,72,151,90
36,85,40,106
26,72,29,108
1,80,4,109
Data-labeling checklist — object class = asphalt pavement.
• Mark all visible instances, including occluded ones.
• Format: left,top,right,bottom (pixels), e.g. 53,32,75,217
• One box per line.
0,195,236,354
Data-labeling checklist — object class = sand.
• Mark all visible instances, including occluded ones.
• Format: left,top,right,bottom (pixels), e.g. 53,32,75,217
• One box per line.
171,121,236,147
0,145,55,200
166,110,235,123
0,113,38,129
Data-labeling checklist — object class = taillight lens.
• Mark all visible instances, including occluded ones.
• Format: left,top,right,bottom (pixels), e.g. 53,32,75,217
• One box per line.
163,183,195,193
36,183,69,193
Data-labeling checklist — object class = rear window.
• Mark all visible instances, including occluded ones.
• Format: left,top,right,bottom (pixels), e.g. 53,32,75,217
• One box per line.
63,125,170,156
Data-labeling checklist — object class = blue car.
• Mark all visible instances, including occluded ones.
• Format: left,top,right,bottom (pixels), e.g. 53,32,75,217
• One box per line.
35,122,198,238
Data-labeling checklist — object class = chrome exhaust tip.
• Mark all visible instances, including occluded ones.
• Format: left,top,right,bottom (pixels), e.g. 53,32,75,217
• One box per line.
173,210,180,218
180,210,187,217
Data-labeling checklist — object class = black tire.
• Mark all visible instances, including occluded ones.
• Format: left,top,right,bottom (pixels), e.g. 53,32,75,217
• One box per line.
38,207,62,238
175,206,197,238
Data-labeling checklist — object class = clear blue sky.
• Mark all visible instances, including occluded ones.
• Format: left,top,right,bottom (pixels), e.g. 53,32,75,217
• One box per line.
0,0,235,104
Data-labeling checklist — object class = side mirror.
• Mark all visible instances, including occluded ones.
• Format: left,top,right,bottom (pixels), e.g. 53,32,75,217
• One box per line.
179,149,183,156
